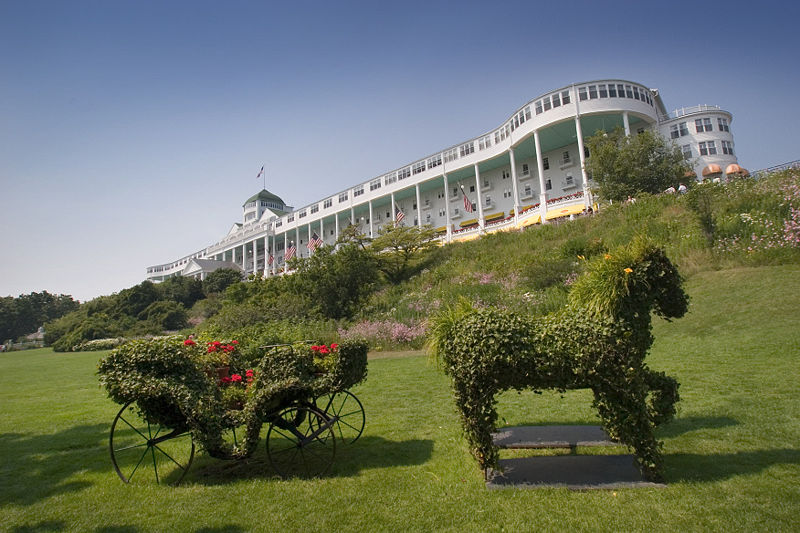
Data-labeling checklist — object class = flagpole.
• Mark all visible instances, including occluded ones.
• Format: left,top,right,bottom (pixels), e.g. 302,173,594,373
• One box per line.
263,163,266,190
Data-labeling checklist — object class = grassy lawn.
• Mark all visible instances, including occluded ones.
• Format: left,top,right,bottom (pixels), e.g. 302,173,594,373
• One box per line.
1,265,799,532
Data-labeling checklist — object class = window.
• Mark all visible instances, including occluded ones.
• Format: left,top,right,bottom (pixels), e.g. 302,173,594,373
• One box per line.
670,125,680,139
426,214,431,223
543,96,552,111
310,204,319,214
398,167,411,180
682,144,692,159
369,179,381,191
535,100,543,115
502,169,510,180
637,127,645,134
444,147,458,163
722,140,734,155
478,135,492,150
599,84,608,98
413,161,426,175
625,85,633,98
561,90,570,105
633,86,640,100
503,188,512,198
545,179,552,191
579,87,587,101
484,195,491,206
427,154,442,168
699,141,717,156
695,118,713,133
354,186,364,197
562,151,571,165
287,214,294,222
483,177,490,188
543,157,549,170
437,191,445,199
521,163,529,176
275,220,282,228
438,208,445,217
551,92,561,108
469,185,475,193
718,118,730,132
608,84,617,97
679,122,689,136
588,85,598,99
298,209,307,218
459,142,475,157
523,184,532,196
338,192,348,203
384,172,397,185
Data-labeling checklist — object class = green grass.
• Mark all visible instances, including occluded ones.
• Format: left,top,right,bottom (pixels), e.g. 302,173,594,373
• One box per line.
2,265,799,532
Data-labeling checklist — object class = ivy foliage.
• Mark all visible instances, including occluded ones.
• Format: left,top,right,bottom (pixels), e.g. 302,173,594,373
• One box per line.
98,336,368,460
429,238,687,481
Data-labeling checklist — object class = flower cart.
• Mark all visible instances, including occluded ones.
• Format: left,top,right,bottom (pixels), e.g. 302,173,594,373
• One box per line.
98,337,368,485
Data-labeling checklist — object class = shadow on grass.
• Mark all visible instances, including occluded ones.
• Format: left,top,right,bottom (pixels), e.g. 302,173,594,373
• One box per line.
0,424,109,507
189,436,433,485
11,521,66,532
667,449,800,482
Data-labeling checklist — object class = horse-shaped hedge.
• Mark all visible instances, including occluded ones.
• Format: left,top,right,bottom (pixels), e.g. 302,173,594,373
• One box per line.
429,238,688,481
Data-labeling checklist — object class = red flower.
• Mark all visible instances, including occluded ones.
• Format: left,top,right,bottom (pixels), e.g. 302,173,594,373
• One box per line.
245,369,254,377
310,345,320,352
319,346,330,355
231,340,239,344
330,343,339,351
231,374,242,383
207,345,217,353
183,339,196,346
220,376,232,384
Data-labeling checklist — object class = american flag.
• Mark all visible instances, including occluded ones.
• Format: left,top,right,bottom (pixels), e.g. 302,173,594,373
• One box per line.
285,243,296,261
267,253,274,266
462,190,474,213
307,232,323,251
395,207,405,224
256,165,264,179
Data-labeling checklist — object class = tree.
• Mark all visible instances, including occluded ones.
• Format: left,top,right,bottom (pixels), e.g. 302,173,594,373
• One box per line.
157,276,204,308
203,268,244,296
0,291,79,341
370,224,438,284
585,127,691,201
285,243,379,319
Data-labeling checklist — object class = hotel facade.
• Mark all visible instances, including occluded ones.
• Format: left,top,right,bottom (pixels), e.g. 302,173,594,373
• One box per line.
147,78,741,282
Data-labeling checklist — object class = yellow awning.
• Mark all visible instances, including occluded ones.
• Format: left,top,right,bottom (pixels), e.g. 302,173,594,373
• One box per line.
519,214,541,227
484,212,504,222
459,218,478,228
435,225,448,233
545,203,585,220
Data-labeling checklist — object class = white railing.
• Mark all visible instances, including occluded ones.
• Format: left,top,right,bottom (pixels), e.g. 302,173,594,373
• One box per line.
660,104,722,121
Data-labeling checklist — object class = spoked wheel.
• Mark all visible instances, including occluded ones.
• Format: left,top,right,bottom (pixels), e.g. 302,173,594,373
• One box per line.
266,405,335,479
315,390,365,444
109,401,195,485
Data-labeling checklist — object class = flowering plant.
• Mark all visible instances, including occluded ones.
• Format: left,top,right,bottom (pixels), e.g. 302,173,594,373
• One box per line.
219,368,255,410
311,343,339,374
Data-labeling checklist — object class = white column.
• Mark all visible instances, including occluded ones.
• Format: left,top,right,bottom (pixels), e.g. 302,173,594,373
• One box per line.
283,233,288,269
442,173,452,242
241,244,246,270
574,115,591,208
509,148,521,225
474,163,485,230
350,206,355,226
320,218,324,246
534,129,548,224
307,225,312,255
252,240,257,275
368,200,374,238
391,193,396,225
623,111,630,136
295,227,300,258
335,213,340,243
415,183,422,228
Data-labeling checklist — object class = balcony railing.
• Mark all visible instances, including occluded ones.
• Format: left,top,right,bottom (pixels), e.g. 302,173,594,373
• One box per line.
660,104,722,121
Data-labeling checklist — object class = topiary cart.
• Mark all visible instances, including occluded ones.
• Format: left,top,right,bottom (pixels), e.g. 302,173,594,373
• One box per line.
98,337,368,485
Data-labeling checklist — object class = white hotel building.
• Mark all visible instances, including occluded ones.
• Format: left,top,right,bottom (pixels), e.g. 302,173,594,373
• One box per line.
147,78,741,282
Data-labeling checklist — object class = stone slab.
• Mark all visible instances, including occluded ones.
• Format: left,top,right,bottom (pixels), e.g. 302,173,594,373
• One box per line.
486,455,665,490
492,425,616,449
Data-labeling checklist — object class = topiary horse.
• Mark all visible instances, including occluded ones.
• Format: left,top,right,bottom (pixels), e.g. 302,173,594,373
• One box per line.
429,238,688,481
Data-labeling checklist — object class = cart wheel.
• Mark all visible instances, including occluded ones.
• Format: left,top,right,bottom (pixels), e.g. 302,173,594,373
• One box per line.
109,401,195,485
315,390,365,444
266,405,335,479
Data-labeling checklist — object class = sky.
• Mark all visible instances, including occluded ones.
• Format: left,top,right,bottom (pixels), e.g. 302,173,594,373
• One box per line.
1,0,798,302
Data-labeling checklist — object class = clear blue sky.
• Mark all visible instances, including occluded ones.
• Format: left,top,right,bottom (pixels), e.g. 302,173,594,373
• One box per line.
1,0,798,301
